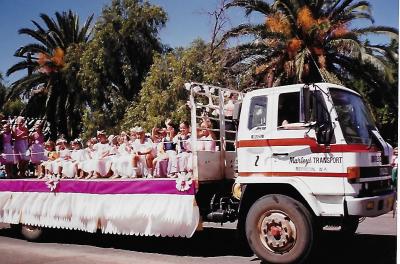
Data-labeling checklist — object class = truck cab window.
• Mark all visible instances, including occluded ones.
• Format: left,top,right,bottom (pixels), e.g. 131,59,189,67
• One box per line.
278,92,300,126
248,96,267,130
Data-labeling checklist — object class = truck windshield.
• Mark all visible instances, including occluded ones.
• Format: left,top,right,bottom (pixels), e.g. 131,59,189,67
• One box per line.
330,88,376,144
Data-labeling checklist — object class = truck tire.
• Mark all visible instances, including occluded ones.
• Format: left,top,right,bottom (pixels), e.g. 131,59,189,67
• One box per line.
245,194,313,264
21,225,43,241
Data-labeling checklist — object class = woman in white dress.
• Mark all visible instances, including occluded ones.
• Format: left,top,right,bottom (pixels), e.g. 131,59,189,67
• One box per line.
197,120,217,152
91,131,113,178
132,127,154,177
174,121,193,173
53,138,71,177
80,137,97,178
1,123,16,178
62,139,86,178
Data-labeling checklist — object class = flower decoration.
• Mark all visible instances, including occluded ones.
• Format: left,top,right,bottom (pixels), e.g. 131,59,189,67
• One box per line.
175,172,193,192
45,174,60,192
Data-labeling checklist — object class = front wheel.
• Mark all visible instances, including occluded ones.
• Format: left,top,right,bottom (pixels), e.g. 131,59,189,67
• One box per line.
245,194,314,264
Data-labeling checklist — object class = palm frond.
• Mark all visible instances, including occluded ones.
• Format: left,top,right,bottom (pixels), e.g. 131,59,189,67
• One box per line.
274,1,298,30
295,49,306,82
222,23,266,40
6,60,38,76
330,0,354,19
40,13,62,38
346,1,372,13
225,0,272,16
360,51,388,72
6,73,47,99
334,11,374,24
31,20,47,35
78,14,94,42
18,28,54,48
327,38,363,58
353,26,399,39
366,44,398,62
14,43,49,57
324,0,341,15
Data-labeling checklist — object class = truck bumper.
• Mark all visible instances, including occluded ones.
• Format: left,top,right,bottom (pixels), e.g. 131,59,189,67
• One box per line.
345,192,395,217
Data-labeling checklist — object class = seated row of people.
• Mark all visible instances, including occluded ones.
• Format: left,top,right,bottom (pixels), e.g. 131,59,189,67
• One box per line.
37,120,217,179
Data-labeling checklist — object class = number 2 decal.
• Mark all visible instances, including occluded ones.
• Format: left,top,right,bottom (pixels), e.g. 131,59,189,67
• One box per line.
255,155,260,166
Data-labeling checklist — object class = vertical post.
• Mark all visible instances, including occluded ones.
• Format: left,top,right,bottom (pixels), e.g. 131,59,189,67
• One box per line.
189,84,199,180
218,88,226,179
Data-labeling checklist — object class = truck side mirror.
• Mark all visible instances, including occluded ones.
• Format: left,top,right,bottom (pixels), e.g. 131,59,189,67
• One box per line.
233,102,242,123
300,86,311,123
316,122,334,145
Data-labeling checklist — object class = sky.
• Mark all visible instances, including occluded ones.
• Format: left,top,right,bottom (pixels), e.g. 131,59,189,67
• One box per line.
0,0,398,85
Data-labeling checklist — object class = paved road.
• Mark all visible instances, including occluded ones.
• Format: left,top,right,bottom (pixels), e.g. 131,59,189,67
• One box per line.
0,213,397,264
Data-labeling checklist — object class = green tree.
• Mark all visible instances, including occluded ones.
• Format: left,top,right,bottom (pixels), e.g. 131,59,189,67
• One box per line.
223,0,398,87
6,10,93,139
79,0,167,135
0,73,6,110
122,40,228,130
349,39,398,145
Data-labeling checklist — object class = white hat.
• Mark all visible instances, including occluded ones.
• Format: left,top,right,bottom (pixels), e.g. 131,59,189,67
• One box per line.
97,130,106,136
135,127,144,133
56,138,67,144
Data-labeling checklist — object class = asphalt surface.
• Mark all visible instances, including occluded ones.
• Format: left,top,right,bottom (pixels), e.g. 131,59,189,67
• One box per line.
0,213,397,264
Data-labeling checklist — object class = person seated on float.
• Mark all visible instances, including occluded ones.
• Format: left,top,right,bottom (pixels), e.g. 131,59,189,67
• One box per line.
129,127,137,145
80,137,97,178
118,132,131,153
29,120,46,177
111,132,135,179
61,139,86,179
132,127,154,178
54,138,72,178
152,141,169,178
90,130,114,179
108,134,119,155
153,122,178,177
151,127,162,144
40,140,59,178
174,121,193,173
197,118,217,151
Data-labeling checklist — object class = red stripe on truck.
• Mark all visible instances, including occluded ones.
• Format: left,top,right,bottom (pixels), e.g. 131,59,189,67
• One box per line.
238,171,348,177
237,138,378,153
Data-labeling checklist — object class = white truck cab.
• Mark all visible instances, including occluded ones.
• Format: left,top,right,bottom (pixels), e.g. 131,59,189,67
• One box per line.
187,82,395,264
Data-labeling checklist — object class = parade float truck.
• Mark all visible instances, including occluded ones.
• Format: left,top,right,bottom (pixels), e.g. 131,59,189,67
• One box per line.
0,82,395,264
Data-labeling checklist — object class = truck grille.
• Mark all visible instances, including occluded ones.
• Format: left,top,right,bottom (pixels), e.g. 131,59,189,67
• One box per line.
358,179,393,198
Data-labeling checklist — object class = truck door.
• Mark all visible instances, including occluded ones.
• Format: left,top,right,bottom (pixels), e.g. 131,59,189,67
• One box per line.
270,89,345,197
237,95,272,175
270,91,315,174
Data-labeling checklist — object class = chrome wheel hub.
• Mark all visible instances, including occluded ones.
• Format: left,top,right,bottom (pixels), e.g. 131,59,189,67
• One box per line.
259,211,297,253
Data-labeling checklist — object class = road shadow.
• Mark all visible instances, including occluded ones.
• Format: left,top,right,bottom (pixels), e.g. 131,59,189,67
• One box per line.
0,227,396,263
309,232,397,264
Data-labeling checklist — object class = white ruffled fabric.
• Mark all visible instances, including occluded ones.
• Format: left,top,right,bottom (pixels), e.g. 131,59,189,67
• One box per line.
0,192,199,237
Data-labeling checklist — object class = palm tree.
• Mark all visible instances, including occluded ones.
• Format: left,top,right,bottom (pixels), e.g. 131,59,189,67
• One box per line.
0,73,7,111
6,10,93,139
223,0,398,87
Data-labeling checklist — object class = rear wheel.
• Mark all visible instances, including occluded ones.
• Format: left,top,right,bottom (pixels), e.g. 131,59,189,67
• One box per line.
21,225,43,241
245,194,314,264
